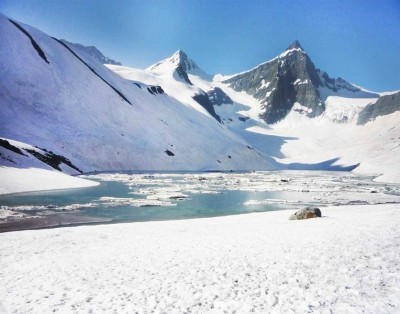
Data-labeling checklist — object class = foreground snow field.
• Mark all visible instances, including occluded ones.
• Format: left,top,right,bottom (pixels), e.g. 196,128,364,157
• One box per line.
1,204,399,313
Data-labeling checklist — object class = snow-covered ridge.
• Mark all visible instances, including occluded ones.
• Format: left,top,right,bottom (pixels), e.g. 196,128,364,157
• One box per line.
278,47,304,59
60,39,121,65
222,41,306,80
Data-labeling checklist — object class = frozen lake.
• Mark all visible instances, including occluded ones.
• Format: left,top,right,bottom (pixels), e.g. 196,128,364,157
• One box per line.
1,170,400,231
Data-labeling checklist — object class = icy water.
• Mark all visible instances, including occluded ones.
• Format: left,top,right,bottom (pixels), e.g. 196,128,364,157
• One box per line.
1,171,400,231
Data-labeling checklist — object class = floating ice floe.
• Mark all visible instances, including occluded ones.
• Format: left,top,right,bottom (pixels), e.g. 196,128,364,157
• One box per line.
146,193,189,201
244,199,303,206
0,208,31,220
99,197,176,207
0,203,97,212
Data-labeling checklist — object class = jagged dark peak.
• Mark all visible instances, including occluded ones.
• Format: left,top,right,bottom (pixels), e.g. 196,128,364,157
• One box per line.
316,69,379,96
286,40,304,51
223,39,325,124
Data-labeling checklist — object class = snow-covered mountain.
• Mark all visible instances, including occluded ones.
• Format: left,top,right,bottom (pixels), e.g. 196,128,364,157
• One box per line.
0,13,274,187
61,39,122,65
109,50,222,122
109,42,399,183
222,40,379,123
0,14,399,193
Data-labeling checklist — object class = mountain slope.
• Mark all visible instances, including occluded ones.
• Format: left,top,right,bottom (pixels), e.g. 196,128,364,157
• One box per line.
0,14,274,183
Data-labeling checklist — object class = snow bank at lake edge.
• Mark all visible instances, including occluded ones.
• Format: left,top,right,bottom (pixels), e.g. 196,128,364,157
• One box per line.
0,166,99,195
1,204,399,313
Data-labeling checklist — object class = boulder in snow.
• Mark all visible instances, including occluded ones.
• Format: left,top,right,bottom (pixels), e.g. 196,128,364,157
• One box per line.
289,207,322,220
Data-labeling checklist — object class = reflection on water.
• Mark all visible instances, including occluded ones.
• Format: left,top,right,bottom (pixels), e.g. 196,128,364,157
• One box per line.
1,170,400,230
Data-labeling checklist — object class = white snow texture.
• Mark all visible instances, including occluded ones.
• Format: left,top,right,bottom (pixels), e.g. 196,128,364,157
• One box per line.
1,204,399,313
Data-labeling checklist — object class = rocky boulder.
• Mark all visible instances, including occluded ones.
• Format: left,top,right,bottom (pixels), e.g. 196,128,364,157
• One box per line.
289,207,322,220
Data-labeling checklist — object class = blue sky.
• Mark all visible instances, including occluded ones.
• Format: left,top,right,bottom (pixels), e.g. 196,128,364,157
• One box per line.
1,0,399,91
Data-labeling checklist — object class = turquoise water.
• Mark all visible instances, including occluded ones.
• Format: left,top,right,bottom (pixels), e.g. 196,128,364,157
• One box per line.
0,181,314,223
1,171,399,227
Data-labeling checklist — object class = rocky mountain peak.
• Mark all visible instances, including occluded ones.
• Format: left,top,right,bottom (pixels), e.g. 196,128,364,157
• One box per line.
222,40,380,124
224,40,325,124
170,50,199,72
286,40,304,51
223,40,324,124
147,50,209,85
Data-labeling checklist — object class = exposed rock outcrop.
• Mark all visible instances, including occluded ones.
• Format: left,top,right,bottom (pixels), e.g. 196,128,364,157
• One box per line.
207,87,233,106
357,92,400,125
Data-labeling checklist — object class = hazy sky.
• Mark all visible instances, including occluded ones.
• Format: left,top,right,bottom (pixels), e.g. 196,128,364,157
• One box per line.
1,0,399,91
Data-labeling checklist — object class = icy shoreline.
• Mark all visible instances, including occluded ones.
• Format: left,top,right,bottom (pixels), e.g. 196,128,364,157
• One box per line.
1,204,399,313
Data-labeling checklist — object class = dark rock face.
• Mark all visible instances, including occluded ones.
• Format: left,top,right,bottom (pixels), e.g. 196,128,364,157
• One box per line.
175,64,193,85
61,39,121,65
0,139,27,156
357,92,400,125
289,207,322,220
207,87,233,106
223,41,325,123
26,148,82,173
193,92,222,123
147,85,165,95
223,41,374,124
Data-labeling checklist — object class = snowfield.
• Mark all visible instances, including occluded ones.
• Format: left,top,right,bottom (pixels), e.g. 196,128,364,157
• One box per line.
1,204,399,313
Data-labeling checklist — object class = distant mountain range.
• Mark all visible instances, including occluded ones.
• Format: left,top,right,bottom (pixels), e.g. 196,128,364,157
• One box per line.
1,13,399,186
61,39,122,65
